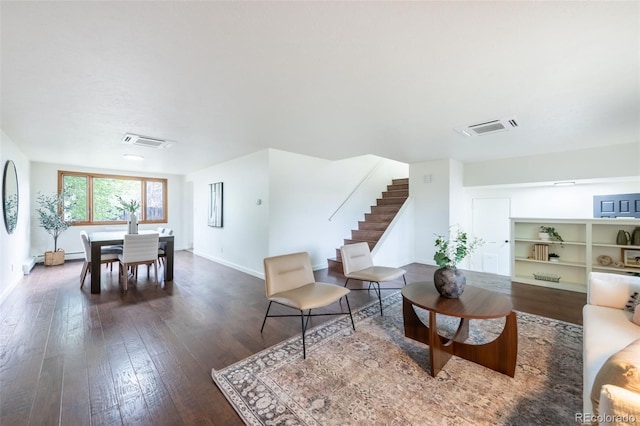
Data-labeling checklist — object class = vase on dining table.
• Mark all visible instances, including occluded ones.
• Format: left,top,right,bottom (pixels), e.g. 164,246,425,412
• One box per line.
433,267,466,298
127,212,138,234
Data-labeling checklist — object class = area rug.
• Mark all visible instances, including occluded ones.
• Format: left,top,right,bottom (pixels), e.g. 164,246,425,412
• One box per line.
212,291,583,425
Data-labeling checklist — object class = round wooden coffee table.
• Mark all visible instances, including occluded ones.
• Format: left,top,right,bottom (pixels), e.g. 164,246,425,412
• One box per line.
401,281,518,377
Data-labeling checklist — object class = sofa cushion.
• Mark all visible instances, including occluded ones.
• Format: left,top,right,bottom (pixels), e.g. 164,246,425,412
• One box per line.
588,272,640,309
583,305,640,414
599,384,640,424
590,339,640,415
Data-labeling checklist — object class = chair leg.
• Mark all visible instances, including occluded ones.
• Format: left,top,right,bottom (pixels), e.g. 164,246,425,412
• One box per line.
373,282,383,316
80,261,89,288
122,263,128,291
301,310,307,359
344,295,355,330
301,310,313,359
260,301,273,333
153,261,158,286
343,278,350,288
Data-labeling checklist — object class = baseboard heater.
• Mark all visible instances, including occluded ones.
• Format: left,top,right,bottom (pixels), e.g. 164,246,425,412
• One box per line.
24,251,85,274
22,257,36,275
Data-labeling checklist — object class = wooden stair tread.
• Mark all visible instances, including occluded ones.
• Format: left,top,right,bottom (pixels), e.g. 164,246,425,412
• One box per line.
328,177,409,270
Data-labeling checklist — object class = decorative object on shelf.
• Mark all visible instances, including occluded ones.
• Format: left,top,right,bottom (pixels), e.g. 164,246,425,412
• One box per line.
539,226,564,247
632,227,640,246
597,255,614,266
36,192,73,266
533,244,549,261
117,196,140,234
433,225,483,298
549,253,560,262
622,249,640,268
617,230,631,245
533,272,561,283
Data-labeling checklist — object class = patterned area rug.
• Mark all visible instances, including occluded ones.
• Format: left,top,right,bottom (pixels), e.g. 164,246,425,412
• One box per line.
212,291,583,425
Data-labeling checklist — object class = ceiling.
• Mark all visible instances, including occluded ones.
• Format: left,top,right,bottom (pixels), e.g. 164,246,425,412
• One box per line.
1,1,639,175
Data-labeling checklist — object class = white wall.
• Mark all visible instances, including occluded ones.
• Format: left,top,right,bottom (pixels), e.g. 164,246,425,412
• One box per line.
411,144,640,272
187,149,409,277
0,131,31,303
465,180,640,219
268,150,409,269
187,150,270,277
464,142,639,186
410,159,453,265
30,162,186,260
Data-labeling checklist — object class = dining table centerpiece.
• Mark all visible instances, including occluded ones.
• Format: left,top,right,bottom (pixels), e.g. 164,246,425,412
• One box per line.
433,226,484,298
117,196,141,234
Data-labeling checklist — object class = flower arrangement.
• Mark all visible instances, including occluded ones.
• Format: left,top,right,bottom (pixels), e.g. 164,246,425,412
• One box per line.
433,226,484,269
116,196,140,213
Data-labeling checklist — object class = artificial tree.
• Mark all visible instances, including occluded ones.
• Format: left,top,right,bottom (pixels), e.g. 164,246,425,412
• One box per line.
36,192,73,262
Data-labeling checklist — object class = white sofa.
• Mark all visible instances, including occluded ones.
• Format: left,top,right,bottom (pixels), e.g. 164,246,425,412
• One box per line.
583,272,640,418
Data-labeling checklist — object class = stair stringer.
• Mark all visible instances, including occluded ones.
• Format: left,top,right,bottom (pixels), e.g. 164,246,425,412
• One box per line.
369,197,415,268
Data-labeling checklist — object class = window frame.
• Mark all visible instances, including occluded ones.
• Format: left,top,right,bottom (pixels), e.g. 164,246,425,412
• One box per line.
58,170,168,226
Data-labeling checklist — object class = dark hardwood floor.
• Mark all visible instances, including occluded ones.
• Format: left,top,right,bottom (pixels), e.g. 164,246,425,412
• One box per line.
0,251,586,425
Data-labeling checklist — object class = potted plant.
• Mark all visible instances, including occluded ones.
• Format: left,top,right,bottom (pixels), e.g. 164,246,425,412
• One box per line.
539,226,564,247
36,192,73,266
433,226,484,298
117,196,140,234
549,253,560,262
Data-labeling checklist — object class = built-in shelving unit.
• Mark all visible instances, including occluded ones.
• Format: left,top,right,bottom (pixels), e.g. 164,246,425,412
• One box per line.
511,218,640,293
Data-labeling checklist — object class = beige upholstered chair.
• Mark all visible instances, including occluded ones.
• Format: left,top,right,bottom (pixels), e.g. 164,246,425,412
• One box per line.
79,231,120,288
261,252,355,359
340,242,407,315
118,233,160,291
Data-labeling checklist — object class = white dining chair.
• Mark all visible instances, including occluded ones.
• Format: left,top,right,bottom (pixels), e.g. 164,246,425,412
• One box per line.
79,231,121,288
118,233,160,291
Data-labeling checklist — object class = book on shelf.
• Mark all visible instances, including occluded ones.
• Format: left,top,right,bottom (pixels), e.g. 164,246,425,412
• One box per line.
533,244,549,261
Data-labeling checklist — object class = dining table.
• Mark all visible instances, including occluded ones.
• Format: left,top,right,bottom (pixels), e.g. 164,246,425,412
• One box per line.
89,230,174,294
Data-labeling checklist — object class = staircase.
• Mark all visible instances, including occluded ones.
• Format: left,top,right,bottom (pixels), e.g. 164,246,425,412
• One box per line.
327,178,409,273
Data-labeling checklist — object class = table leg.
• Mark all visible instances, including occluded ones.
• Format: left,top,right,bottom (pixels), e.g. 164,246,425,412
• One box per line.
90,242,102,294
451,311,518,377
402,296,518,377
165,238,174,281
428,311,452,377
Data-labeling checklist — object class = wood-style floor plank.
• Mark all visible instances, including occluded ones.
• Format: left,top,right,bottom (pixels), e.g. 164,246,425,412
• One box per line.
0,251,586,425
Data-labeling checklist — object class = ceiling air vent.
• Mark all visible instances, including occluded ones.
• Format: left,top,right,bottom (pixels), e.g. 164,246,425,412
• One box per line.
121,134,175,149
455,115,519,137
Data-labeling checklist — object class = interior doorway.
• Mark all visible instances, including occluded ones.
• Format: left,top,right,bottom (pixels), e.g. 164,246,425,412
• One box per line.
471,197,511,276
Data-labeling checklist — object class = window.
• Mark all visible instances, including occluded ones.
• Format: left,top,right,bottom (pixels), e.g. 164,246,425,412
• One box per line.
59,171,168,225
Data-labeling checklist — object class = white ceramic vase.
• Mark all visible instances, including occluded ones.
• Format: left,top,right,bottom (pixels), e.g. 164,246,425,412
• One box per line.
128,212,138,234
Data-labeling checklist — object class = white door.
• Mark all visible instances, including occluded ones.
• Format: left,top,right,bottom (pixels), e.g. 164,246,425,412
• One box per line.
471,197,511,276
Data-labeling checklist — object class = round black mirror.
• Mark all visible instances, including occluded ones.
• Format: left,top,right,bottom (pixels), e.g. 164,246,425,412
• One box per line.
3,160,19,234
